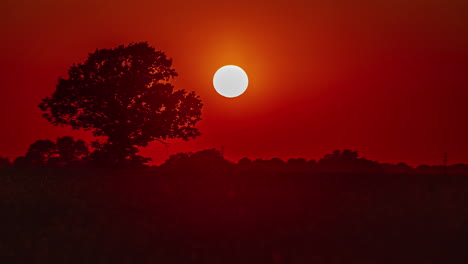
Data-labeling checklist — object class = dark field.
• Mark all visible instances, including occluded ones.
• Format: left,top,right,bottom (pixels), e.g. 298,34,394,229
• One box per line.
1,167,468,263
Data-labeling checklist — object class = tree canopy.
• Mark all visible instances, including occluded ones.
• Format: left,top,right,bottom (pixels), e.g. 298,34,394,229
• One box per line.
39,42,202,166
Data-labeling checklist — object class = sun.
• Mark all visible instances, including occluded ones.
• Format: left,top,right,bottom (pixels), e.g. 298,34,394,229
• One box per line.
213,65,248,98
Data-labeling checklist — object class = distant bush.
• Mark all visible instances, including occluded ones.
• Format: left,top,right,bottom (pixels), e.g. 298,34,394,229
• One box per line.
162,149,229,168
14,136,89,168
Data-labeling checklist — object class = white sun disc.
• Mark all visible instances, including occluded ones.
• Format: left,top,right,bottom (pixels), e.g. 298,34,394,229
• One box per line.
213,65,248,98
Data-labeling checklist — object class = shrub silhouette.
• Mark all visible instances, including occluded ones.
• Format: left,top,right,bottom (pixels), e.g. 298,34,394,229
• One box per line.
162,149,228,168
161,152,192,167
238,157,252,166
25,139,56,167
189,149,228,166
39,42,202,167
13,156,27,168
15,137,89,168
317,149,381,172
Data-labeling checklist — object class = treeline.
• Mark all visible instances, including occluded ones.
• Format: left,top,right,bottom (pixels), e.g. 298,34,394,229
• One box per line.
0,136,148,169
1,139,467,175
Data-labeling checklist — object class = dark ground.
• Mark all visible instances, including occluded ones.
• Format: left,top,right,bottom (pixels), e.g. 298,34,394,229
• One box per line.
1,167,468,263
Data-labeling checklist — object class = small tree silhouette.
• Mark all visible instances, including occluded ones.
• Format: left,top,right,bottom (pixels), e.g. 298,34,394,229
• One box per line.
13,156,28,168
55,136,89,164
318,149,381,172
162,149,227,168
238,157,252,166
25,139,56,167
39,42,202,167
15,137,90,168
160,152,191,167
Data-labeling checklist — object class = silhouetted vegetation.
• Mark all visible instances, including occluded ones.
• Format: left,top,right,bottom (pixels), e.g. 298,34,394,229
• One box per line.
9,143,468,175
162,148,229,168
12,136,89,168
39,42,202,167
232,150,468,175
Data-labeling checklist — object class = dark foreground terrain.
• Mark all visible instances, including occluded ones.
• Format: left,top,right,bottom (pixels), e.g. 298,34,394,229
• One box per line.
1,167,468,263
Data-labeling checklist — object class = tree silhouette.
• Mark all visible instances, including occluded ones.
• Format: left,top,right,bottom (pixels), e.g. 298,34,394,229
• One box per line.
15,137,90,168
25,139,56,167
162,152,191,168
13,156,27,168
394,162,412,174
162,149,228,168
238,157,252,166
39,42,202,166
189,149,227,166
55,136,89,164
318,149,381,172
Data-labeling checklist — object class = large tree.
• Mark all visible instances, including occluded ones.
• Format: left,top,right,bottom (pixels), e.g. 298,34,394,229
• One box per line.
39,42,202,166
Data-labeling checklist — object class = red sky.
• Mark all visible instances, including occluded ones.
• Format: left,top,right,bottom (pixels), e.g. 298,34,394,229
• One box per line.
1,0,467,165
